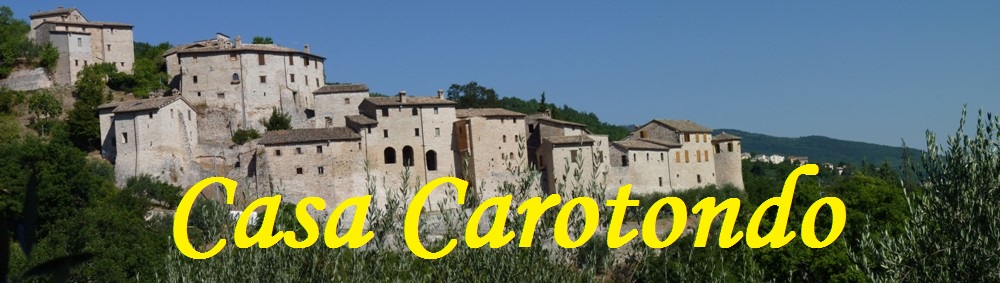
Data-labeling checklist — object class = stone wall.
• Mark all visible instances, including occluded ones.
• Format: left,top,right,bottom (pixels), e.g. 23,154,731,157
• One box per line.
112,100,200,186
713,140,744,189
0,68,52,91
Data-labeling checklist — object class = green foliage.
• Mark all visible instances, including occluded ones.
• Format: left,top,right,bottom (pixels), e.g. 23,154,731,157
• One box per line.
0,114,19,144
28,92,61,118
232,128,261,145
853,108,1000,281
447,81,630,140
252,36,274,44
130,42,172,97
66,64,111,151
717,128,923,168
260,108,292,131
0,6,62,77
0,87,26,114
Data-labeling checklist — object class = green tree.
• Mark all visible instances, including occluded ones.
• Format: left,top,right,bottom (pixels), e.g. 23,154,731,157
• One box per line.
260,107,291,131
252,36,274,44
28,92,61,118
66,65,112,150
853,107,1000,282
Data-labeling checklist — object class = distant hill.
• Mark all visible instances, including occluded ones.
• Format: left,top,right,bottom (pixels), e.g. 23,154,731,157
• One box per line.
714,129,923,167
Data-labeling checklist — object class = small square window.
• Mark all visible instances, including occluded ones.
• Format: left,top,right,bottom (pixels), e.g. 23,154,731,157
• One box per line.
383,129,389,138
316,146,323,153
435,127,440,137
193,76,199,84
344,98,350,104
296,167,303,174
414,128,420,136
230,54,237,61
433,107,439,114
290,74,295,82
197,92,202,97
381,108,389,117
296,147,303,154
275,150,282,156
121,132,128,144
571,150,579,163
412,108,418,116
217,92,224,99
260,76,267,83
317,166,325,175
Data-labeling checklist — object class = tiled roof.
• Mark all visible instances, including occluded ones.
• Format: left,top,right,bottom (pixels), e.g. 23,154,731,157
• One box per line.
362,96,456,107
166,43,324,59
543,135,595,145
614,139,672,151
527,114,587,128
314,84,369,94
39,20,133,28
259,127,360,145
456,108,526,118
97,100,127,110
713,132,741,142
346,115,378,126
30,7,77,18
642,138,681,147
111,96,187,113
654,119,712,133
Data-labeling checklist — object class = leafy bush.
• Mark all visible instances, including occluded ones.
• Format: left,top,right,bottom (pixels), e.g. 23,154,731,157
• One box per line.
232,128,261,145
260,108,291,131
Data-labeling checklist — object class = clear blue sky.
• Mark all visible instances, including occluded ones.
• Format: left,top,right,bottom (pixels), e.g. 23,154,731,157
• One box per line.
9,1,1000,149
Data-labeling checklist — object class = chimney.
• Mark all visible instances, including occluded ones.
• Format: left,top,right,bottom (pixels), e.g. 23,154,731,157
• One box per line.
545,108,552,117
398,90,407,103
304,44,310,54
235,35,242,48
437,89,444,99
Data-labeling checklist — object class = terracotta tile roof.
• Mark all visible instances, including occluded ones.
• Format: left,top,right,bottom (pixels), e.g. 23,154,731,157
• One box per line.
110,96,187,113
614,139,672,151
259,127,360,145
641,138,681,147
166,43,324,59
527,114,587,128
543,135,595,145
712,132,741,142
97,100,127,110
654,119,712,133
314,84,369,95
30,7,78,18
362,96,456,107
37,20,133,28
456,108,526,118
346,115,378,126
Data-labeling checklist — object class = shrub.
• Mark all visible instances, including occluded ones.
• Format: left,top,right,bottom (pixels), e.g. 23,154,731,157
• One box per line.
232,128,260,145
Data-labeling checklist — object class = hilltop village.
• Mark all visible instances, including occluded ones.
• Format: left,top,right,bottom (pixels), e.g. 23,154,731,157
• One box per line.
26,7,744,207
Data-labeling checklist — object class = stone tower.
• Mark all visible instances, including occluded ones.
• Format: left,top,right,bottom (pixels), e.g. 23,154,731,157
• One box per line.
712,132,744,189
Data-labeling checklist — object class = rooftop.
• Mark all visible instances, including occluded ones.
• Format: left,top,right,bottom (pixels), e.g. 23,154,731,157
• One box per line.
314,84,369,95
653,119,712,133
543,135,595,145
613,139,674,151
345,115,378,126
362,95,456,107
527,113,587,128
107,96,187,113
29,7,78,19
164,41,324,59
37,20,133,28
456,108,526,118
712,132,742,142
259,128,360,145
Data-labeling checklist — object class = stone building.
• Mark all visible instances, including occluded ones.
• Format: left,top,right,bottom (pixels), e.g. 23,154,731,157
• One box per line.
609,139,679,194
258,128,366,204
712,132,744,189
454,108,527,195
163,33,325,137
355,91,458,185
525,113,610,194
313,84,370,128
98,96,199,185
28,7,134,85
623,119,718,189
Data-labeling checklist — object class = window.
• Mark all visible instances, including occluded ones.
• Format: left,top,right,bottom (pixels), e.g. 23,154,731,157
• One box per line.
343,98,350,104
197,92,202,97
120,62,124,67
296,167,303,175
122,132,128,144
305,75,309,86
75,60,79,66
685,150,690,163
296,147,303,154
316,146,323,153
696,151,701,162
229,54,237,61
316,78,319,86
367,127,372,134
383,129,389,138
640,131,648,138
318,166,325,175
414,128,420,136
621,155,629,166
290,74,295,82
433,107,439,114
384,147,396,164
571,150,579,163
435,127,440,137
697,174,702,183
684,134,691,142
258,54,266,65
659,177,663,187
148,113,153,119
188,110,192,121
171,109,174,118
426,150,438,171
728,142,734,152
646,153,650,161
503,135,507,143
107,44,111,51
232,73,240,83
77,38,82,47
289,55,294,65
304,57,310,66
715,144,721,153
193,56,198,62
381,108,389,117
661,153,664,161
193,76,198,84
260,76,267,83
411,108,418,116
217,92,225,99
515,135,520,142
633,154,636,162
705,150,710,161
402,146,414,167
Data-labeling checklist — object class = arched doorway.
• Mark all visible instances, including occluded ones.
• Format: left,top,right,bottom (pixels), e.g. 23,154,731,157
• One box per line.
426,150,438,171
384,147,396,164
402,146,414,167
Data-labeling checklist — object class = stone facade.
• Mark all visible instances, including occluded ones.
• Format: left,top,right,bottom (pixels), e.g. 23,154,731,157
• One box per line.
164,33,325,135
313,84,369,128
98,96,200,186
29,7,134,85
454,108,527,196
258,128,367,208
712,132,744,189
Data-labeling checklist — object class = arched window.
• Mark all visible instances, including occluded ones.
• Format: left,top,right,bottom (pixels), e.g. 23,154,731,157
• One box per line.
426,150,438,171
402,146,414,167
621,155,629,166
231,73,240,84
384,147,396,164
